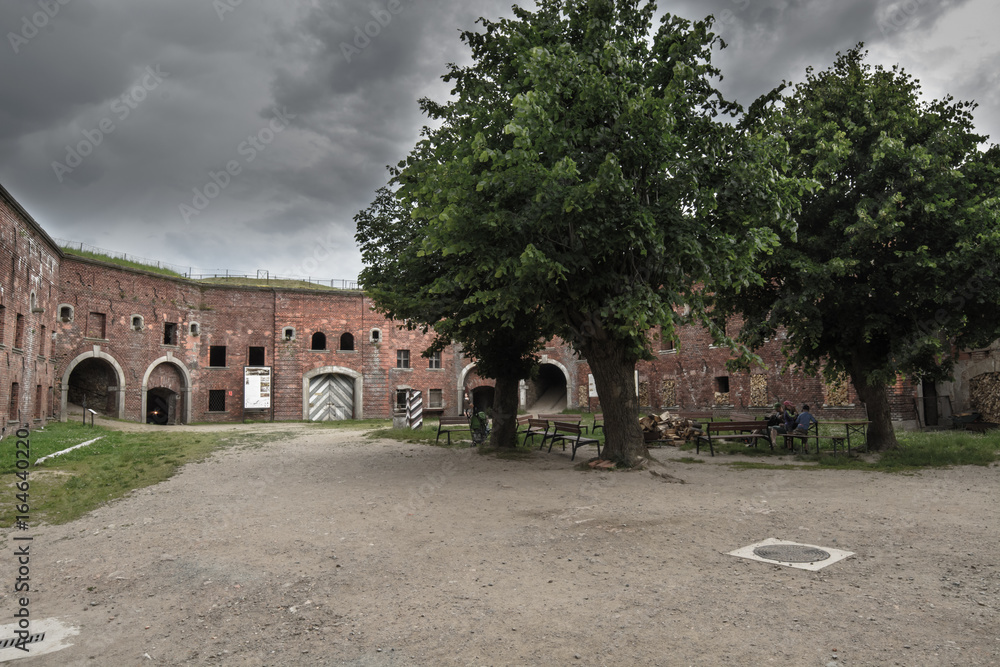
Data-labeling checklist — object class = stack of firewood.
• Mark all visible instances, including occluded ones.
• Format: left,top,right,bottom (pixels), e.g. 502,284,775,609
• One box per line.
969,372,1000,423
639,412,704,445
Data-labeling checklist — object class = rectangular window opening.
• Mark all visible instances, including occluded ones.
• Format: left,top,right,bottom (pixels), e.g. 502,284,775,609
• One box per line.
164,322,178,345
715,376,730,393
208,390,226,412
14,313,25,349
209,346,227,367
395,389,408,410
248,346,265,366
9,382,20,420
428,388,443,409
396,349,410,369
87,312,106,339
428,350,442,369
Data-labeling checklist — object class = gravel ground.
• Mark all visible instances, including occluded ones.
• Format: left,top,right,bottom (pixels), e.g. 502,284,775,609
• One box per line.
2,423,998,666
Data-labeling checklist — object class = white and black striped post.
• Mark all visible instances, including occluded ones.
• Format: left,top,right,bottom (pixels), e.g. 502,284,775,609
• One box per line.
406,389,423,430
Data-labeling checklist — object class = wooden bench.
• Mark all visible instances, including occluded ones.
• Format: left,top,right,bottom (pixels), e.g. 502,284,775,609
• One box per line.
697,420,772,457
537,414,588,432
547,421,602,461
435,416,471,445
522,418,551,447
516,415,532,435
591,413,604,434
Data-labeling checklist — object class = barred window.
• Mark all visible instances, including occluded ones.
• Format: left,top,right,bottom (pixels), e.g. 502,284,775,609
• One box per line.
208,390,226,412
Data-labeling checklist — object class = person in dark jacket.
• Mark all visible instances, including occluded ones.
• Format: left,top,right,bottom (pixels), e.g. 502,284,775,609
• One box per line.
770,400,798,446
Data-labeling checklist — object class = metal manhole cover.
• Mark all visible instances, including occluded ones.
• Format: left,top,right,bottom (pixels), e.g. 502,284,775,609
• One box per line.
753,544,831,563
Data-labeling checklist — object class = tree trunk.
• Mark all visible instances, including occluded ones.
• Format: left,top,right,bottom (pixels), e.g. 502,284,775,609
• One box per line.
489,373,521,448
578,339,647,466
849,367,900,451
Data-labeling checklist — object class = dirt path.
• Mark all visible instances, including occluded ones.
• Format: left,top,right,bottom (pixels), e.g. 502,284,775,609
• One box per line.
2,426,998,665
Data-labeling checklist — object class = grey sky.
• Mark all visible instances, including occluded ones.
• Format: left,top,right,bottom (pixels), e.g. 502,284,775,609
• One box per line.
1,0,996,282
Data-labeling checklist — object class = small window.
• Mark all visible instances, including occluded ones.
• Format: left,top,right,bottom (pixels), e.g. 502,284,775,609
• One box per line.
58,304,74,322
0,304,6,345
428,350,442,369
164,322,178,345
311,332,327,351
340,332,355,351
659,329,675,351
189,322,200,336
395,389,408,411
429,388,443,408
208,389,226,412
34,384,42,418
282,327,295,341
14,313,25,348
209,346,227,367
396,349,410,368
370,328,381,343
715,376,730,393
9,382,20,420
40,325,46,355
131,315,144,331
87,312,106,339
248,346,265,366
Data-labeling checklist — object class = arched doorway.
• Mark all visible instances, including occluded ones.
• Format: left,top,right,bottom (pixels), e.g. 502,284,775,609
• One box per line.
142,360,190,425
146,388,176,424
527,363,568,412
303,366,363,421
66,357,122,417
471,386,495,414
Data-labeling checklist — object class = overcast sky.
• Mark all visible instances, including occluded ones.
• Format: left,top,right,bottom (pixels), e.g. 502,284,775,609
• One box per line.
1,0,997,282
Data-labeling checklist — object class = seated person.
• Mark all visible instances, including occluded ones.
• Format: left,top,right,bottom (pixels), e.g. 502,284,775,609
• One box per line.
792,404,818,434
770,400,797,446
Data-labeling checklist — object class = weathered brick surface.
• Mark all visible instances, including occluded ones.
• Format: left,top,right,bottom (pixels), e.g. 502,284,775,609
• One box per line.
0,186,60,428
0,183,920,426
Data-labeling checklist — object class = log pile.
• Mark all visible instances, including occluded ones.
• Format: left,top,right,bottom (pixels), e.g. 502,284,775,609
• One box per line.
639,411,704,445
969,372,1000,423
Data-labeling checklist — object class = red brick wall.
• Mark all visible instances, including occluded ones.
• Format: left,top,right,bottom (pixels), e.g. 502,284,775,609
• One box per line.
0,185,920,427
0,187,60,428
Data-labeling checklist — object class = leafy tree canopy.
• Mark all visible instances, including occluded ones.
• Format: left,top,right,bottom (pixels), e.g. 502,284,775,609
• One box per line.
359,0,803,463
721,46,1000,449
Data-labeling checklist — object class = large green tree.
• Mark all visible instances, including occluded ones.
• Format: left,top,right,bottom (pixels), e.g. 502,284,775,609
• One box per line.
361,0,800,465
356,183,548,448
720,47,1000,449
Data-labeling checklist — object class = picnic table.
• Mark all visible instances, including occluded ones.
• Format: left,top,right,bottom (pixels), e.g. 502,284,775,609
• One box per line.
820,420,870,453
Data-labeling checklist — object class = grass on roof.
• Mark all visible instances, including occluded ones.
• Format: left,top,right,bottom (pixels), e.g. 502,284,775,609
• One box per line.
61,248,186,278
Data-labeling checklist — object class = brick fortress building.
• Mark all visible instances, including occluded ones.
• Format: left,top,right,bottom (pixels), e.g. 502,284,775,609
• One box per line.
3,183,940,429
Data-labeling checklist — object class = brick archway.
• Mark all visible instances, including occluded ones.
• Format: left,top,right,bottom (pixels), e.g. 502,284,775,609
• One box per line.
141,356,192,424
61,349,126,420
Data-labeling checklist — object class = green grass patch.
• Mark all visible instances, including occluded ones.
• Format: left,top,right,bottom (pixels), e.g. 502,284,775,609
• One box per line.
1,422,249,526
811,429,1000,471
62,248,186,277
668,457,705,464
